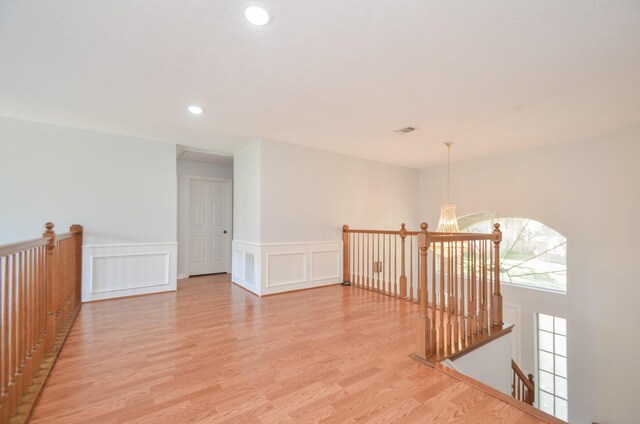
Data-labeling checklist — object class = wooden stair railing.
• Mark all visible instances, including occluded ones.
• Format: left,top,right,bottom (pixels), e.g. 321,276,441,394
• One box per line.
343,222,506,362
0,223,83,424
512,359,535,406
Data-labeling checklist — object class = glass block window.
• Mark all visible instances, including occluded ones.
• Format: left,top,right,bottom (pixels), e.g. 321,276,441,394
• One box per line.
537,313,568,421
458,213,567,293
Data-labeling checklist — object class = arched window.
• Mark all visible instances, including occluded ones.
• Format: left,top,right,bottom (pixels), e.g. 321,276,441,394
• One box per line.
458,213,567,293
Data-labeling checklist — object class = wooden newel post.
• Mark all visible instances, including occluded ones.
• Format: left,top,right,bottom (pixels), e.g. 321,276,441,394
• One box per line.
342,225,351,286
527,373,535,405
416,222,431,359
399,223,407,298
42,222,57,352
491,223,503,326
70,225,83,305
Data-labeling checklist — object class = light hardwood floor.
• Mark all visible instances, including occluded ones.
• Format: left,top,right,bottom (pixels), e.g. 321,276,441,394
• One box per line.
30,274,549,423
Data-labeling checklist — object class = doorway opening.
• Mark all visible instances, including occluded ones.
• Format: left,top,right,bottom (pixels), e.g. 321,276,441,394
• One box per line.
176,145,233,279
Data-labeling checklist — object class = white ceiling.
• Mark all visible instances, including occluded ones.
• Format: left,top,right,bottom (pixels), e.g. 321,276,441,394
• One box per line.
1,1,639,168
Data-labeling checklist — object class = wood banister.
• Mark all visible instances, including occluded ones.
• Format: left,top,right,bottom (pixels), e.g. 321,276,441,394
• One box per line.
1,222,83,424
342,222,507,363
511,359,535,406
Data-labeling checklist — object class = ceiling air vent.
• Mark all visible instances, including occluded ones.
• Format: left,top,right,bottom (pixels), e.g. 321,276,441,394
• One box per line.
393,126,418,135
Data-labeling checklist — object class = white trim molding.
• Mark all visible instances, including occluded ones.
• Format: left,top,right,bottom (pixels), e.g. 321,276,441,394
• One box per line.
82,242,177,302
231,240,342,296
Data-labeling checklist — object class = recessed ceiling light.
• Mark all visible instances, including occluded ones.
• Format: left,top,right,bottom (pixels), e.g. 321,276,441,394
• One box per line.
245,6,269,25
188,106,203,115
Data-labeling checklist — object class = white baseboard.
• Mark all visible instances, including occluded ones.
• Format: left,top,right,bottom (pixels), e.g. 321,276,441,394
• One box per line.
177,274,190,280
82,242,177,302
232,240,342,296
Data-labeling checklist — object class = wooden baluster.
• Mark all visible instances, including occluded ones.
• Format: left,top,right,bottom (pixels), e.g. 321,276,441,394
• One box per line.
388,234,392,295
470,240,477,336
342,225,350,286
8,253,18,417
409,234,413,302
447,242,452,353
358,234,362,290
18,250,27,400
354,233,358,288
350,233,355,288
445,242,450,354
492,223,503,326
452,241,459,349
376,234,380,293
416,237,420,304
361,233,364,289
439,242,445,354
416,223,430,358
459,241,466,347
25,248,33,390
365,233,369,290
34,245,42,380
0,257,7,422
482,240,489,331
369,233,373,291
393,234,398,298
382,234,386,294
431,240,436,352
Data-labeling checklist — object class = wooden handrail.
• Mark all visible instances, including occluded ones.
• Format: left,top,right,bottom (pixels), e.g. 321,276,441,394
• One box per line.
0,239,48,258
512,359,535,406
344,228,500,241
342,222,504,362
1,222,83,424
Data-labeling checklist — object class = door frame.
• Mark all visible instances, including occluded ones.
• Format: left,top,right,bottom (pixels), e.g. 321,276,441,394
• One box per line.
185,176,233,276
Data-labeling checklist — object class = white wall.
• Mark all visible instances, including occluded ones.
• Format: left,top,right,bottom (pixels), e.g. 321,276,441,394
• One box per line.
260,138,419,243
448,333,513,396
176,159,233,278
1,117,176,244
233,140,261,244
0,117,178,301
418,123,640,424
232,138,419,295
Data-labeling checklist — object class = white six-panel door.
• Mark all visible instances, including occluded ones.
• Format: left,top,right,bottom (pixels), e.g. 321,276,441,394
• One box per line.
188,178,231,276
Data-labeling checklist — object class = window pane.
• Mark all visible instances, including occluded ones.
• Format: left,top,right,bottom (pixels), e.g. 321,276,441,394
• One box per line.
555,334,567,357
555,397,568,421
539,370,554,393
555,376,568,400
459,215,567,292
539,391,554,415
555,355,567,378
539,330,554,352
554,317,567,335
540,351,554,373
539,314,554,332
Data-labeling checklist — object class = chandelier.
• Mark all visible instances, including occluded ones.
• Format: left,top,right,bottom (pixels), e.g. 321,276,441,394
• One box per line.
436,141,461,233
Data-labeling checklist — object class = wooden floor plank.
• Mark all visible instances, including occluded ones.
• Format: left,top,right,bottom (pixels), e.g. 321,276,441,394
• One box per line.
30,274,551,423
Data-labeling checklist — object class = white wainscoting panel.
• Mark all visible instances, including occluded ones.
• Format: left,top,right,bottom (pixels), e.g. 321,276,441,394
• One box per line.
232,240,342,296
83,242,177,302
231,241,261,295
266,251,307,288
310,250,340,282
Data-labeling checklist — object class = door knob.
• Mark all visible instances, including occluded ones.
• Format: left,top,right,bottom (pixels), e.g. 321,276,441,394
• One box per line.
223,230,227,234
